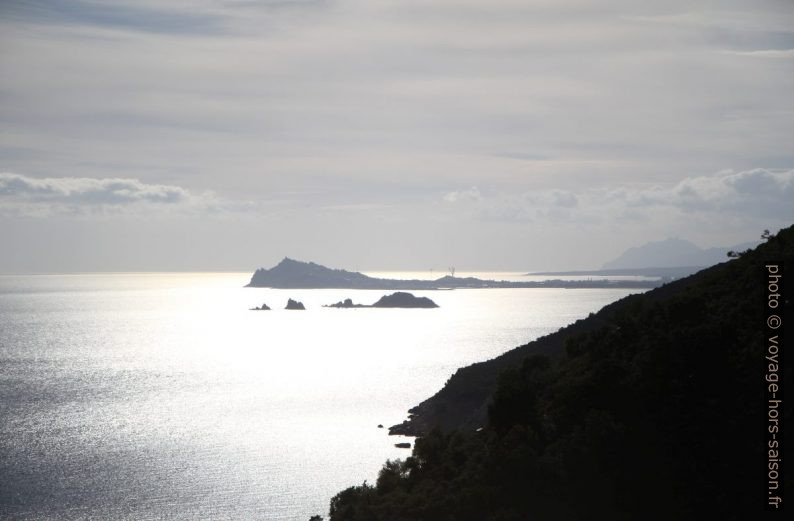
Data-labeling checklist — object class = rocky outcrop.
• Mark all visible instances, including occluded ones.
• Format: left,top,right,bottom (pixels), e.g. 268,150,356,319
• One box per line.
324,298,367,308
372,292,439,308
323,293,439,309
285,299,306,310
249,303,271,311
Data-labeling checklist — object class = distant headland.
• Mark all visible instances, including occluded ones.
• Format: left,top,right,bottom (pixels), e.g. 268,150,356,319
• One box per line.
245,258,660,289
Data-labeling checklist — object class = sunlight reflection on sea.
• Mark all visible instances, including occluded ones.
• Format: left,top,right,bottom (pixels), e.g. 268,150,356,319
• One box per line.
0,273,644,520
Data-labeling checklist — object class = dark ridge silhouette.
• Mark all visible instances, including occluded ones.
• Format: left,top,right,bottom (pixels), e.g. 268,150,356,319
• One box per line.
329,225,793,521
324,293,439,309
284,298,305,310
388,236,779,436
249,303,271,311
246,257,659,289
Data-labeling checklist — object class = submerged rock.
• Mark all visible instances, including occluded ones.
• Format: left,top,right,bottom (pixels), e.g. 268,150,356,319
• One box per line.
285,299,306,310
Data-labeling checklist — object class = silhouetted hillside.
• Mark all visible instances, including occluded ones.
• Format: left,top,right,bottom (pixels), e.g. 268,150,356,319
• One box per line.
248,258,381,288
329,225,793,521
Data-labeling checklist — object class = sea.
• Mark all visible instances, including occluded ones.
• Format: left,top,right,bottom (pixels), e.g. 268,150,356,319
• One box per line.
0,272,646,520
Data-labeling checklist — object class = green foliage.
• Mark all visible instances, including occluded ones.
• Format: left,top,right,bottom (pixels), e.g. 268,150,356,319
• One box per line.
329,225,794,520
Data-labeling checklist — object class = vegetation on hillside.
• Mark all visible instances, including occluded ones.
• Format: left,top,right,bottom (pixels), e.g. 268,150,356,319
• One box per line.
326,226,793,520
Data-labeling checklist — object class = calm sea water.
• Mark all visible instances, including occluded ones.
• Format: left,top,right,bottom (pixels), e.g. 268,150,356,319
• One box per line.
0,273,643,520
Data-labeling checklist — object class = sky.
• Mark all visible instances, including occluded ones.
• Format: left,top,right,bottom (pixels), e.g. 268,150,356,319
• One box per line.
1,0,793,272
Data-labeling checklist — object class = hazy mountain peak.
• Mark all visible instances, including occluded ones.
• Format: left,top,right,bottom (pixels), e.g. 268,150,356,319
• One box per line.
601,237,759,270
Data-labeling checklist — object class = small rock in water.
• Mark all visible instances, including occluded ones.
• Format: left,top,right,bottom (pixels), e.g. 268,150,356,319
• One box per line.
372,292,439,308
394,442,411,449
285,298,306,310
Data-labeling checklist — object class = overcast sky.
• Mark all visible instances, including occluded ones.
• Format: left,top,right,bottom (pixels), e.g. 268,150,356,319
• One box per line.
1,0,793,272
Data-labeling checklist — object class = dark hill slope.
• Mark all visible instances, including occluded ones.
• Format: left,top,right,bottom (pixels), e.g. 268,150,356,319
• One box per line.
331,225,793,521
390,250,754,435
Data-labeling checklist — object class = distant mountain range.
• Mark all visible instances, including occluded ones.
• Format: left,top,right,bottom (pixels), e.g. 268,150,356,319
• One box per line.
601,237,759,270
246,258,659,289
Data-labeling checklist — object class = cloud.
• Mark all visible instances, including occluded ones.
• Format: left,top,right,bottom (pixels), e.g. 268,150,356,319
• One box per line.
1,0,793,200
629,168,794,215
727,49,794,58
0,0,227,35
0,172,217,216
442,186,582,223
442,187,481,204
442,168,794,224
1,1,793,270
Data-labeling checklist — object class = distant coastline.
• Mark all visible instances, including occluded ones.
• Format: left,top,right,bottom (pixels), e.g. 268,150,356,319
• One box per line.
527,266,702,279
246,258,661,290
